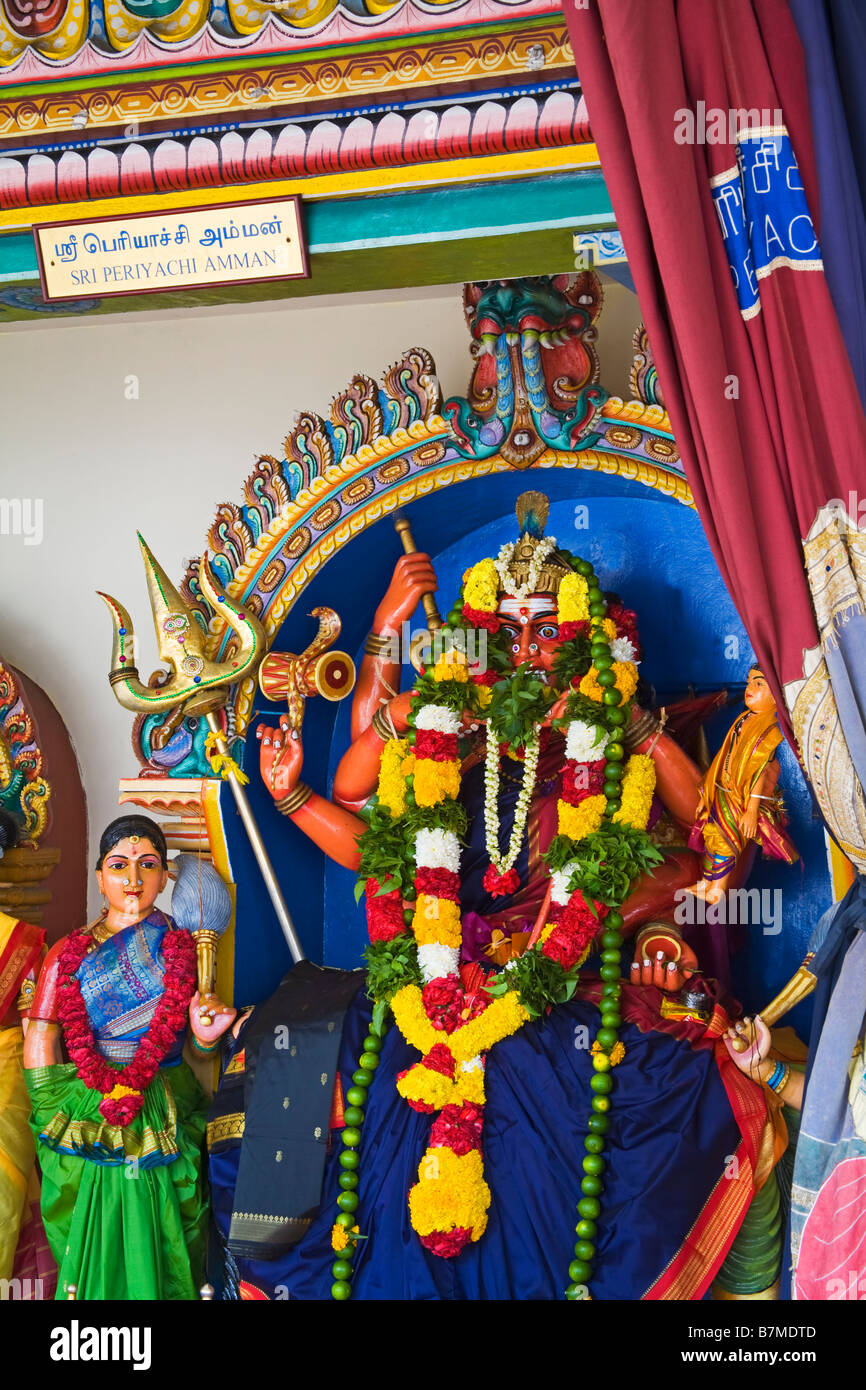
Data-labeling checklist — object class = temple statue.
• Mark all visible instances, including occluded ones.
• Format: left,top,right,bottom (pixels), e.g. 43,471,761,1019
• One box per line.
689,667,798,903
0,808,46,1284
22,815,235,1299
208,491,794,1301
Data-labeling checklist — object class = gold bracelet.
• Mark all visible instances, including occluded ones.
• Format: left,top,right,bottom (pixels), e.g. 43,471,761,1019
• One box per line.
623,709,659,752
275,782,313,816
16,977,35,1012
372,705,399,742
365,631,396,658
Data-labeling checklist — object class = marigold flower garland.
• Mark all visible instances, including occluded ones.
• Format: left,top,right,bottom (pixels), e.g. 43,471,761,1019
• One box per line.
56,922,196,1126
356,542,658,1299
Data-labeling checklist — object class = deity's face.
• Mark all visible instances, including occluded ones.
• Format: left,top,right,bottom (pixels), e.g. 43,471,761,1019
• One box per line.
96,836,168,920
744,669,775,715
497,595,564,675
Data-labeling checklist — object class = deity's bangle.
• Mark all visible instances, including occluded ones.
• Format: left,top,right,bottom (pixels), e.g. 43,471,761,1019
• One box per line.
191,1032,220,1055
624,709,659,753
372,704,399,743
275,782,313,817
764,1061,790,1094
16,977,35,1012
365,631,395,658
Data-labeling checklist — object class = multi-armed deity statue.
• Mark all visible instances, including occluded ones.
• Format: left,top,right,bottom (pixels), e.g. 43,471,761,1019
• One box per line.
225,489,802,1301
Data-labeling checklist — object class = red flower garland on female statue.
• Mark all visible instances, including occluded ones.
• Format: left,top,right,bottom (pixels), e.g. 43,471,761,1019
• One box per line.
56,925,196,1126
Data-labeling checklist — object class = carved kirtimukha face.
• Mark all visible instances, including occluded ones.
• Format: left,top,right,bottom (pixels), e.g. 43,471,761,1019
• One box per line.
497,595,564,673
96,836,168,920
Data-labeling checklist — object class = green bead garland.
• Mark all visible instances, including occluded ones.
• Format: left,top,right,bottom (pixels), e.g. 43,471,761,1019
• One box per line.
560,567,629,1302
330,1016,387,1302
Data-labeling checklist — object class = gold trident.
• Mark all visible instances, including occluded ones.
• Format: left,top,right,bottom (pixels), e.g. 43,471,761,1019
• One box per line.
99,534,306,965
98,533,265,717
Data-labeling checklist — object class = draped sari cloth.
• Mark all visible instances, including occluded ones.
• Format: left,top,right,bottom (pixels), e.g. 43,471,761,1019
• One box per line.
25,911,207,1300
0,912,45,1280
790,880,866,1299
209,756,779,1300
211,985,777,1301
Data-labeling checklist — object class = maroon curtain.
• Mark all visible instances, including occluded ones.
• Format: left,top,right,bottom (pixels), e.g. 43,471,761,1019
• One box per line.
566,0,866,868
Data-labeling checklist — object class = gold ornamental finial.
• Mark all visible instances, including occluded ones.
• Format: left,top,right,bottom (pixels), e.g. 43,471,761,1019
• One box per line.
505,491,572,596
515,491,549,538
98,533,266,717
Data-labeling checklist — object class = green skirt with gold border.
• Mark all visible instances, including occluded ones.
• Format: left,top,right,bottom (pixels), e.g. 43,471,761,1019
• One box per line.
25,1060,207,1300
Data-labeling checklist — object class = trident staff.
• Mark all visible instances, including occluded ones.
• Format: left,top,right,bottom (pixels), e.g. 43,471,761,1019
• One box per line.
99,533,308,964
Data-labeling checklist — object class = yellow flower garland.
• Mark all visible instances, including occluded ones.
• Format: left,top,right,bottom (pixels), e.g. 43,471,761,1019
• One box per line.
391,985,530,1066
557,794,606,842
392,985,447,1056
557,571,590,623
463,558,499,613
408,1149,490,1242
433,649,470,682
377,737,409,816
413,758,461,806
413,895,462,947
396,1061,486,1110
331,1223,359,1252
613,754,655,830
579,661,639,704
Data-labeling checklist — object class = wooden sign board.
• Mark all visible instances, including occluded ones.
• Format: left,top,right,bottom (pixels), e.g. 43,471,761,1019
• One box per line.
33,196,308,302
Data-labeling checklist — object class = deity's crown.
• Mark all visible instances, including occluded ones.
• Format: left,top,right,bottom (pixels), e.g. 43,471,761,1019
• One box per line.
505,492,573,596
461,491,591,626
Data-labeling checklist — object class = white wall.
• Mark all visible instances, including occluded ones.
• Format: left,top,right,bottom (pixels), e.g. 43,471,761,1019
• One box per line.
0,276,640,915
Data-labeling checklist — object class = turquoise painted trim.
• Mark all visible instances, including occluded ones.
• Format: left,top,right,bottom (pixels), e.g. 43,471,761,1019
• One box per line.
309,172,612,251
0,172,613,286
0,233,39,280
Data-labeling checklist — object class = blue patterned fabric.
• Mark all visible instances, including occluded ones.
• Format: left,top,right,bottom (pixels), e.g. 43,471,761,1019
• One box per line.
212,990,742,1301
786,877,866,1298
790,0,866,405
76,909,185,1065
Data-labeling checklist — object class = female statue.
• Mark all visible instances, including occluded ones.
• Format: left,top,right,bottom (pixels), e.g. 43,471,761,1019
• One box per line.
241,494,787,1300
690,666,798,903
23,814,236,1299
0,807,46,1283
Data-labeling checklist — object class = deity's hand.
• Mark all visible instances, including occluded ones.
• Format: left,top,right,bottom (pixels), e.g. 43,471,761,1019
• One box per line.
373,552,438,633
723,1013,771,1072
256,714,303,801
189,989,237,1044
630,947,690,991
545,690,571,727
740,801,760,841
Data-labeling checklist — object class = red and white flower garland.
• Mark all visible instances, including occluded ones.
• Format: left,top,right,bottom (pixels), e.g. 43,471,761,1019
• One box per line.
362,563,656,1265
56,923,196,1126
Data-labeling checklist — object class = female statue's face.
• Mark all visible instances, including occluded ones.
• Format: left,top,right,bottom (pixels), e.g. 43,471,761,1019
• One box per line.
744,669,775,715
497,595,564,674
96,836,167,919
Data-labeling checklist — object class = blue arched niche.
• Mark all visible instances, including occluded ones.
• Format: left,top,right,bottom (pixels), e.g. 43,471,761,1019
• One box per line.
236,467,828,1037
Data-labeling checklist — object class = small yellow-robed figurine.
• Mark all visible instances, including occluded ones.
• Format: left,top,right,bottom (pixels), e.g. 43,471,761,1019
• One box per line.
690,667,798,904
